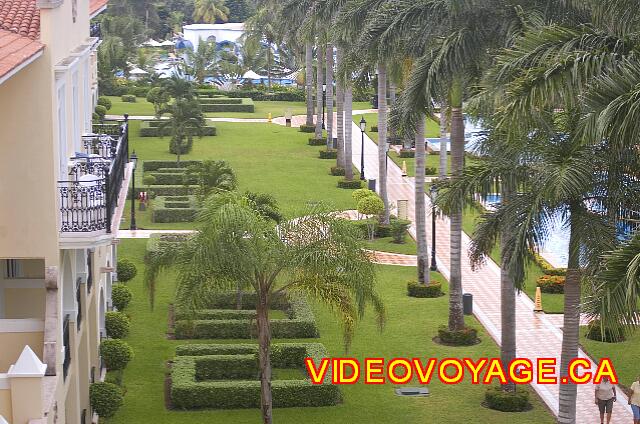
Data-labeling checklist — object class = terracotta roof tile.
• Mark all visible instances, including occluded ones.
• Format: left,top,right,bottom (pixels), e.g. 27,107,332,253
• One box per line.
0,28,43,81
0,0,40,39
89,0,108,17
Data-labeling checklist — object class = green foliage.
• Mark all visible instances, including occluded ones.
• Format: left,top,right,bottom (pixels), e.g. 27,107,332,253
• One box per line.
198,98,255,113
585,320,626,343
100,339,134,371
152,196,199,223
121,94,137,103
485,387,530,412
158,98,206,159
407,281,444,298
143,160,202,172
357,195,384,216
142,174,157,188
437,326,478,346
308,138,326,146
90,382,123,418
425,166,437,175
330,166,346,176
533,254,567,276
146,87,171,116
112,284,133,311
399,149,415,158
352,189,376,203
95,105,108,119
390,219,411,243
337,179,363,189
319,149,337,159
97,96,112,110
371,125,378,132
116,259,137,282
245,191,283,223
105,311,131,339
536,275,565,294
185,160,237,199
299,124,315,133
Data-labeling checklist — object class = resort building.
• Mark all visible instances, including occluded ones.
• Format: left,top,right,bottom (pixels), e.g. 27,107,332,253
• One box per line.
0,0,133,423
182,22,245,52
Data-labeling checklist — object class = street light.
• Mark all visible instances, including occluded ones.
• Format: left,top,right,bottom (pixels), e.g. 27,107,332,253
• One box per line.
359,117,367,181
322,84,327,130
129,151,138,231
430,184,438,271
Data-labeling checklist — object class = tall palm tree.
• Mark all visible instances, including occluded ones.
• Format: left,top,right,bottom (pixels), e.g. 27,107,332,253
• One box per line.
326,46,335,149
315,44,325,138
185,39,219,84
193,0,229,23
167,11,184,34
162,75,195,100
438,102,448,178
415,116,430,285
306,43,315,126
145,198,385,424
335,46,346,170
244,4,282,91
158,98,206,164
377,64,390,224
344,84,354,180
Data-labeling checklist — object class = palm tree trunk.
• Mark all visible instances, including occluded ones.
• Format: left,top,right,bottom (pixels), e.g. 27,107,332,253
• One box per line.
439,102,448,179
344,85,354,181
389,83,397,142
267,47,272,92
377,64,390,224
305,42,315,126
500,181,516,393
257,290,273,424
336,47,345,170
415,116,430,285
315,46,324,139
236,282,243,310
325,46,334,150
448,80,465,332
558,208,581,424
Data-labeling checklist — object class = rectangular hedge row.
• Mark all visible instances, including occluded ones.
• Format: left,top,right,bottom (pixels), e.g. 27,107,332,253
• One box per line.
139,120,216,137
198,97,243,105
138,184,198,196
171,343,340,409
175,343,309,369
147,171,198,186
152,195,199,223
199,99,255,113
174,293,318,339
143,160,201,172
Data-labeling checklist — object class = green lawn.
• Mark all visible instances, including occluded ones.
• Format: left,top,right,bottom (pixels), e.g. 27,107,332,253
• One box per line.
355,113,440,143
364,234,417,255
108,239,553,424
580,327,639,387
106,96,372,119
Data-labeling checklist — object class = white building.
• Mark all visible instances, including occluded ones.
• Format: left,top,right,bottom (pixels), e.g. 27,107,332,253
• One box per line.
182,23,245,51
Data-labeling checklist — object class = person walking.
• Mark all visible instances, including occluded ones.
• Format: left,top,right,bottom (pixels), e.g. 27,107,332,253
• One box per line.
628,375,640,424
595,376,617,424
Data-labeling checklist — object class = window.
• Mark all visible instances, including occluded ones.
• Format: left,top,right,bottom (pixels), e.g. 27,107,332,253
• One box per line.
4,259,45,279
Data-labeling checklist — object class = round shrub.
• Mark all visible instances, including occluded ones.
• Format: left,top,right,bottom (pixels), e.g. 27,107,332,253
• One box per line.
97,96,112,110
437,325,478,346
331,166,346,176
536,274,565,294
111,284,133,311
105,311,130,339
94,105,107,119
92,112,100,122
143,174,157,188
116,259,137,282
352,188,375,203
90,382,123,418
100,339,134,371
407,281,443,298
357,195,384,217
585,320,626,343
121,94,137,103
485,386,530,412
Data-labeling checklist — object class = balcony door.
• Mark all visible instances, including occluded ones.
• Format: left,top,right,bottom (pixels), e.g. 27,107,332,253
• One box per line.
57,83,67,180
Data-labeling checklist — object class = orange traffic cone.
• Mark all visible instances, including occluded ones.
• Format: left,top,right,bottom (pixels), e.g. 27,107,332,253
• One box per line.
401,161,408,177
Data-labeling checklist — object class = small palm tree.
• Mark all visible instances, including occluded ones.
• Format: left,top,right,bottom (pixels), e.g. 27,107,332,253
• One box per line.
158,99,206,164
145,198,385,424
184,160,237,199
193,0,229,23
185,40,219,85
162,75,195,101
167,11,184,34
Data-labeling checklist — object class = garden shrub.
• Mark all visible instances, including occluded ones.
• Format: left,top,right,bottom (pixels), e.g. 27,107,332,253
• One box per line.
437,325,478,346
134,185,198,197
399,149,415,158
198,98,255,113
330,166,345,176
199,97,243,105
299,124,316,133
143,160,202,172
152,195,199,223
94,105,107,119
533,253,566,276
425,166,437,175
92,112,100,122
121,94,136,103
97,96,112,110
308,138,326,146
90,382,123,418
146,171,195,186
170,136,194,155
116,259,137,282
352,188,376,203
337,179,362,189
105,311,131,339
407,281,443,298
585,320,626,343
171,343,341,409
100,339,134,371
371,125,378,132
319,149,337,159
390,219,411,243
139,120,216,137
111,284,132,311
485,386,530,412
536,275,565,294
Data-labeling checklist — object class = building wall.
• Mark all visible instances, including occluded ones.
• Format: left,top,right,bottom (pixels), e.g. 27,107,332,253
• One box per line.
0,388,12,420
0,332,44,372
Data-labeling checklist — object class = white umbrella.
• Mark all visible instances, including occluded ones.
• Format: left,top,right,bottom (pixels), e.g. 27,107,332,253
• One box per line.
242,70,263,80
160,40,175,47
130,67,149,75
142,39,163,47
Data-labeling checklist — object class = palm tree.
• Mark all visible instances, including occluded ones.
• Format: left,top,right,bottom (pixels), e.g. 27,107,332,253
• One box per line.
162,75,195,100
167,11,184,34
414,116,430,285
193,0,229,23
325,46,335,149
184,160,237,200
306,42,315,126
244,4,281,91
145,198,385,424
315,44,325,138
335,46,346,170
438,102,448,178
185,39,219,84
158,98,206,164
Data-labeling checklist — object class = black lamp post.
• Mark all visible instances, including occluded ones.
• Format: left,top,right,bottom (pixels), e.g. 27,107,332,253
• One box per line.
430,184,438,271
322,84,327,130
130,151,138,230
359,117,366,180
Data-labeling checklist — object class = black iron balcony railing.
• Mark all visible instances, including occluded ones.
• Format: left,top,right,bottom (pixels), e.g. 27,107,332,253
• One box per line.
63,314,71,380
58,120,129,234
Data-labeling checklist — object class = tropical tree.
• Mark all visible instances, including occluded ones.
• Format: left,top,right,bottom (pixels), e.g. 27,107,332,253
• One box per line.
167,11,185,34
158,98,206,164
245,191,283,223
193,0,229,23
184,39,220,84
146,87,170,117
162,75,195,100
185,160,237,199
144,198,385,424
244,4,282,91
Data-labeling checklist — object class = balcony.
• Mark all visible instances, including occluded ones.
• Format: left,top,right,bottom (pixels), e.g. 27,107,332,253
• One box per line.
58,121,129,238
89,23,101,38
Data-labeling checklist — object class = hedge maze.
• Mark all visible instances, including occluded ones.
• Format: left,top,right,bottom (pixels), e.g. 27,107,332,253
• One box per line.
142,161,200,222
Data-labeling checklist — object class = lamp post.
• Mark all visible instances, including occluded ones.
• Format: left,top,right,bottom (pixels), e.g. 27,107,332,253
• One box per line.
322,84,327,130
430,184,438,271
129,151,138,230
359,117,366,180
385,139,391,171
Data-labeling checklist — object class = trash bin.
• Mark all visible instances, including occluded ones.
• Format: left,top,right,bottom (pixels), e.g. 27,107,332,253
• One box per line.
463,293,473,315
371,95,379,109
368,179,376,191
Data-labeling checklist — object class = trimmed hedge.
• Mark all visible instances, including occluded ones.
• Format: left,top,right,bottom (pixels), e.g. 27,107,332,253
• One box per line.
121,94,136,103
534,253,567,276
399,149,415,158
437,326,478,346
337,179,363,189
143,160,202,172
308,138,326,146
105,311,130,339
371,125,378,132
198,98,255,113
90,382,123,418
116,259,137,282
171,343,340,409
146,170,198,186
174,293,318,339
299,124,316,133
407,281,443,298
100,339,134,371
330,166,346,176
135,184,198,197
536,275,565,294
111,283,132,311
485,386,530,412
152,195,199,223
425,166,437,175
195,88,306,102
139,120,217,137
198,97,243,105
319,149,337,159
